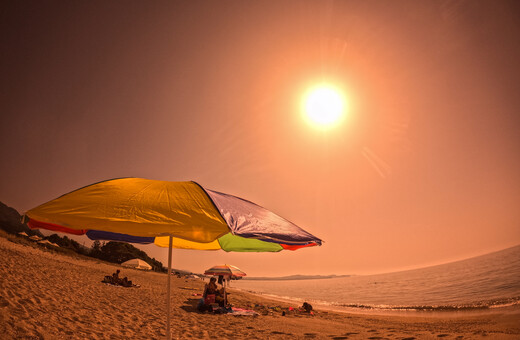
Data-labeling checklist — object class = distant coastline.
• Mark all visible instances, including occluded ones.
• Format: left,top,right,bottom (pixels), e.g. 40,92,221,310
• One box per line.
243,274,351,281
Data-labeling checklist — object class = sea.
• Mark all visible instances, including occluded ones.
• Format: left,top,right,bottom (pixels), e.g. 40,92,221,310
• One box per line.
232,245,520,312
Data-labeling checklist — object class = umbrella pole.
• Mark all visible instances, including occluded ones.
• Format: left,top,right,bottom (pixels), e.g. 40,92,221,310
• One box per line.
166,236,172,340
222,278,226,306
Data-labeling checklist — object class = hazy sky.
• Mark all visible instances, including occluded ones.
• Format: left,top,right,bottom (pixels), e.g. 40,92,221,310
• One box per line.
1,1,519,276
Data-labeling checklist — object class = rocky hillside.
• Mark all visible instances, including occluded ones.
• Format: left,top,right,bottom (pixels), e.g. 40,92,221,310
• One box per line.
0,200,166,272
0,201,41,236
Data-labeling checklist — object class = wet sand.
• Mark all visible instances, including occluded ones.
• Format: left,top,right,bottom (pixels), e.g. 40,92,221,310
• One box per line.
1,235,519,339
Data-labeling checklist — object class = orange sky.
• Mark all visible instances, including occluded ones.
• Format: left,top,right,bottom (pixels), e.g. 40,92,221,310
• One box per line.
1,1,519,276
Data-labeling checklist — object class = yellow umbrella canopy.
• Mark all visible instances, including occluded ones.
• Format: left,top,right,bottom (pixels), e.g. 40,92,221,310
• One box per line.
25,178,322,251
26,179,228,241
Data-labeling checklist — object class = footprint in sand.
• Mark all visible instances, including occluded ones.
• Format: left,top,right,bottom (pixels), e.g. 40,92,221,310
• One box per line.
91,332,105,339
12,305,30,318
5,289,15,299
0,296,10,307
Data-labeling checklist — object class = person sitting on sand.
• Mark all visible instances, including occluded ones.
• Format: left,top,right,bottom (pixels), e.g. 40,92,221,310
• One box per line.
215,287,226,307
112,269,121,284
302,302,313,313
204,277,218,296
120,276,133,287
198,277,218,312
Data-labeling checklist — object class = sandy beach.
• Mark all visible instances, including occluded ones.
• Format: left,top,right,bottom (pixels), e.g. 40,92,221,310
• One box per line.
1,236,519,340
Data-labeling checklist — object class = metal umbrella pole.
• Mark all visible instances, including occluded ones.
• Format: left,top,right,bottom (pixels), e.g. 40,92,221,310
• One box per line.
166,236,172,340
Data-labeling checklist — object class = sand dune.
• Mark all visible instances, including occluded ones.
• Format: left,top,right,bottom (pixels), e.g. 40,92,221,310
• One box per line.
1,236,519,339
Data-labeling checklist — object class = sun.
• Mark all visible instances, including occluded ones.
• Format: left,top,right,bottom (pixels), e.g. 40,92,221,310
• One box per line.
302,84,346,128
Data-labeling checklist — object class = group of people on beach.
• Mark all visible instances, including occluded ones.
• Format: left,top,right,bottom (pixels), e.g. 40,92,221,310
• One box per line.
196,276,315,315
197,277,227,312
102,269,135,287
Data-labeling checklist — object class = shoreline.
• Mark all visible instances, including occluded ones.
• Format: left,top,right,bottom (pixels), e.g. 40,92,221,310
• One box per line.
2,236,520,339
231,286,520,318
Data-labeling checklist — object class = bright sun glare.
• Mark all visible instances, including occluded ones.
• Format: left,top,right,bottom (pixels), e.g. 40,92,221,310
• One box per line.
303,84,346,128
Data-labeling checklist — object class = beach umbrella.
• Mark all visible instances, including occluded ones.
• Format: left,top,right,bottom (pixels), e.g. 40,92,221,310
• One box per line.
204,264,246,278
121,258,152,271
24,177,322,339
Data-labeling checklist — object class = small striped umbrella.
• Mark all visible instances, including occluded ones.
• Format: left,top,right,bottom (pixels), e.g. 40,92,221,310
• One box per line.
204,264,246,278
